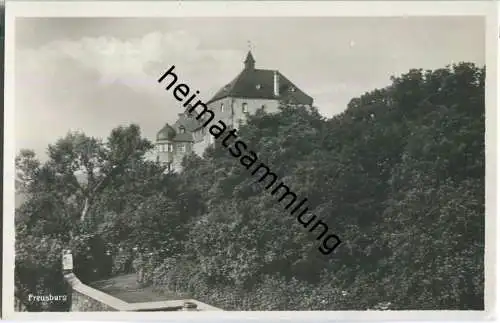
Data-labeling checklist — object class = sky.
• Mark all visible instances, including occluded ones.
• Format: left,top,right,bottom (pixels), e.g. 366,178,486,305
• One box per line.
14,17,485,159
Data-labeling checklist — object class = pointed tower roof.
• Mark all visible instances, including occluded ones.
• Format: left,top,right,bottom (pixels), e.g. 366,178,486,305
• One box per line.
206,50,313,105
244,50,255,70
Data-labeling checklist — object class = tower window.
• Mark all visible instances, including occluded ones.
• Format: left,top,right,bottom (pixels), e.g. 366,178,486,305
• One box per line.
242,103,248,113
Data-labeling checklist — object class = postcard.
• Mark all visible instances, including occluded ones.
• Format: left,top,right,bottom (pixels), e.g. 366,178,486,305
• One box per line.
3,0,496,321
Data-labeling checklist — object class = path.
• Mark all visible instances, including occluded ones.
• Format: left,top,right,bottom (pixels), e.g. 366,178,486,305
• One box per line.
90,273,188,303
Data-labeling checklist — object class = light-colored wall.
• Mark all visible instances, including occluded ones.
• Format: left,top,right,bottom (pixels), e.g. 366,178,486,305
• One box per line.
191,127,205,143
193,139,208,157
162,97,283,162
207,97,280,128
156,140,174,165
63,271,223,311
230,97,280,125
155,139,193,172
190,97,280,156
64,273,127,311
71,289,120,312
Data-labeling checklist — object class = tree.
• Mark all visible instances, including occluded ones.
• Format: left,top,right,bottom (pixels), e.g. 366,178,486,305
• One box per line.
152,62,485,310
15,124,164,309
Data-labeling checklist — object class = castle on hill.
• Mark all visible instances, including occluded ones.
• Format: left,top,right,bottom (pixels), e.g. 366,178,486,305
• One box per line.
154,50,314,172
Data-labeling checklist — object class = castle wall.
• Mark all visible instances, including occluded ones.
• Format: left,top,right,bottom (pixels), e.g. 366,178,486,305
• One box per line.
189,97,280,156
230,97,280,126
155,139,193,172
206,97,280,128
156,140,174,165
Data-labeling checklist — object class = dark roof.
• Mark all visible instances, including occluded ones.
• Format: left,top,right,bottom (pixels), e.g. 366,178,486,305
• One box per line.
156,119,195,143
207,69,313,105
170,113,202,142
157,123,176,141
244,51,256,69
206,51,313,105
172,132,194,142
173,113,203,132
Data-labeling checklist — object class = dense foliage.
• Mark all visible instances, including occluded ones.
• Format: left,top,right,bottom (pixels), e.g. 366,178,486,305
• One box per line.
15,62,485,311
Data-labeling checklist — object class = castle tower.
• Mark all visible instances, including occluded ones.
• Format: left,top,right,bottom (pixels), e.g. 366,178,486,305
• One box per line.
157,49,314,171
156,123,176,171
244,50,256,70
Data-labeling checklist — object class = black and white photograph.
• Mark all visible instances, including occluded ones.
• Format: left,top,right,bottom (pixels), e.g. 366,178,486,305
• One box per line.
3,1,496,320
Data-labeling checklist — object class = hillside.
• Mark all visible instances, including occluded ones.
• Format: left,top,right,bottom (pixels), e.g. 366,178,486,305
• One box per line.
14,62,485,311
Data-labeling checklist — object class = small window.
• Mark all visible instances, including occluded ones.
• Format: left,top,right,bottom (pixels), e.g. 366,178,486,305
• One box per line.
168,143,173,152
221,103,224,112
242,103,248,113
290,86,296,92
256,84,261,90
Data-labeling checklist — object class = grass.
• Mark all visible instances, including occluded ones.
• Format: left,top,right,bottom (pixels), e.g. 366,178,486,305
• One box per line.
90,273,189,303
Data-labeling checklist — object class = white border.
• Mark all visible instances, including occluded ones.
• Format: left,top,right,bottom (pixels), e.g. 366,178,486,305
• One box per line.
3,1,497,321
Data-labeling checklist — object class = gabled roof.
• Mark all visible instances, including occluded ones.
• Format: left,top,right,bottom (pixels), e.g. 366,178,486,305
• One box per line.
174,113,202,132
170,113,204,142
156,115,198,143
206,51,313,105
206,69,313,105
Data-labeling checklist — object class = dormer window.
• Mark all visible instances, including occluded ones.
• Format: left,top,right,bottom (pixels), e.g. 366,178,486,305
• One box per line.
179,126,186,134
242,103,248,113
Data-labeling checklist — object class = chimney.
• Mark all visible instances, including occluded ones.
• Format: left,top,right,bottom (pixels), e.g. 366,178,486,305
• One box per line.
273,71,279,97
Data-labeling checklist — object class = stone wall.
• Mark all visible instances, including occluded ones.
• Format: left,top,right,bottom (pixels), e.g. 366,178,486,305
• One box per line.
63,272,223,312
65,273,129,311
71,289,119,312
